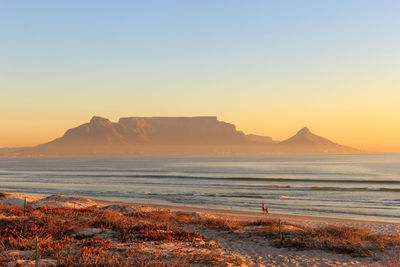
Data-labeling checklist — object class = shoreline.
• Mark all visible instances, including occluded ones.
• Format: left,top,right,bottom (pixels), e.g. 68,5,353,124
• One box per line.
0,192,400,232
2,191,400,234
1,191,400,235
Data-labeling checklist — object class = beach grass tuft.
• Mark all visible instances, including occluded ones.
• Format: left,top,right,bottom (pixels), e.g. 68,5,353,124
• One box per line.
252,218,397,257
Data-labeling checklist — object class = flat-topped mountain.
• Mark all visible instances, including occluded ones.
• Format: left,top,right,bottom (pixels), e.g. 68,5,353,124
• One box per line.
117,116,246,144
1,116,358,157
49,116,246,146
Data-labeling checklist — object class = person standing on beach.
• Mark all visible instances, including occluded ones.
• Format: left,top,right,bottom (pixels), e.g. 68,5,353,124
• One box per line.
262,203,268,215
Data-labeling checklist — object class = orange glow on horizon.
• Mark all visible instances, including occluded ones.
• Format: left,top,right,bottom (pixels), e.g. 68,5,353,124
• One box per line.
1,113,399,153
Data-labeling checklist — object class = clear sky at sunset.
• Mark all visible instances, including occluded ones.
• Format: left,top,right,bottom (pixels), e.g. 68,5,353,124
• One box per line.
1,1,399,151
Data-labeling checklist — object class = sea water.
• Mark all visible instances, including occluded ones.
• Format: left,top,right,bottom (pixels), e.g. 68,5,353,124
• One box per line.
0,154,399,223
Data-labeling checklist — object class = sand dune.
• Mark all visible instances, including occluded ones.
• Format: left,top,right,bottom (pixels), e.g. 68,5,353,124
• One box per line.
1,192,399,266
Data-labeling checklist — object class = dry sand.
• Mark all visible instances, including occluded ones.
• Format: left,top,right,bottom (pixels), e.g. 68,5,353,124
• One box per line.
1,192,399,266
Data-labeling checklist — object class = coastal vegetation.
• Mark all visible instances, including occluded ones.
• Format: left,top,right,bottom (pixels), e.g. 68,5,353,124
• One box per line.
0,204,398,266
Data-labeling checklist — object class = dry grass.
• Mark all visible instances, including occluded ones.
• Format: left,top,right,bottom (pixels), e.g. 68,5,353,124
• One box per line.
0,205,242,266
172,213,245,231
248,218,397,257
172,213,398,257
386,251,400,267
1,204,398,265
125,211,398,257
383,236,400,267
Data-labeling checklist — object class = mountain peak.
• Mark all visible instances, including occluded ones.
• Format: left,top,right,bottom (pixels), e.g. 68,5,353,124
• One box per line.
90,116,112,125
279,126,344,150
296,127,311,135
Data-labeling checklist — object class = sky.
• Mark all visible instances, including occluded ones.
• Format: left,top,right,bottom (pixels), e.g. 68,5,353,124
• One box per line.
1,1,399,152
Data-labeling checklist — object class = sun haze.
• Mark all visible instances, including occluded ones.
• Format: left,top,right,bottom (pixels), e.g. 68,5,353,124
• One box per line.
1,1,399,152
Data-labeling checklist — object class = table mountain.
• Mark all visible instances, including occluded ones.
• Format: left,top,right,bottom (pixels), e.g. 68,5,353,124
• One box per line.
1,116,358,157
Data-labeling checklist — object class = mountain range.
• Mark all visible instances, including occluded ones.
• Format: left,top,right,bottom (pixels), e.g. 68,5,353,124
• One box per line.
0,116,357,157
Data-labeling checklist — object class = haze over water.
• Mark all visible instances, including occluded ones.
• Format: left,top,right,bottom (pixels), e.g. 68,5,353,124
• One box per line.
1,154,399,223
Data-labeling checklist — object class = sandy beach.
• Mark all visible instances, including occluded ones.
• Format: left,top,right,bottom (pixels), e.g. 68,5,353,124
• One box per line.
1,192,399,266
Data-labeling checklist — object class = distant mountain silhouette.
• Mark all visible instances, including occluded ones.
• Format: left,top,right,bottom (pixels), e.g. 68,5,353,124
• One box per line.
1,116,358,157
277,127,355,153
47,116,246,146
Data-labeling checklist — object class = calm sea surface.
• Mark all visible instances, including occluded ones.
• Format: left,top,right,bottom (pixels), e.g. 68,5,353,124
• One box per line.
0,154,399,222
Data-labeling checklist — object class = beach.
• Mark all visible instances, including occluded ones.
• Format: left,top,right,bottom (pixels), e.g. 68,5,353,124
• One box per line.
1,192,399,266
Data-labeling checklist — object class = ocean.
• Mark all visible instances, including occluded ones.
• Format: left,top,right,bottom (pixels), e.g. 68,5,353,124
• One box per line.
0,154,399,223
